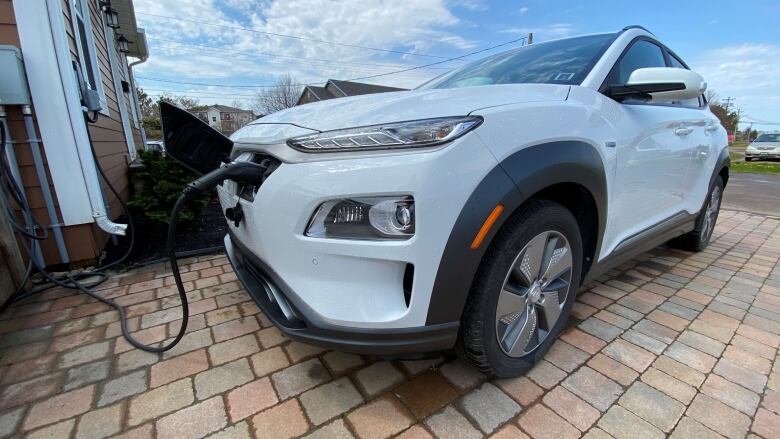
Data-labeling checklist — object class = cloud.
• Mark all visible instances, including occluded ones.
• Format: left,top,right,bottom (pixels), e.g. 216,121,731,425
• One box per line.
691,43,780,128
515,7,529,15
133,0,479,107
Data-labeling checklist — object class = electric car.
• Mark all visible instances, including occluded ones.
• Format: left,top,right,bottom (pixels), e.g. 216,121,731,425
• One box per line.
745,132,780,161
182,26,728,377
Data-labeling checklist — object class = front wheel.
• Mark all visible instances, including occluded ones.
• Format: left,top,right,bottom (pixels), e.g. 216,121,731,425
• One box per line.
457,200,582,377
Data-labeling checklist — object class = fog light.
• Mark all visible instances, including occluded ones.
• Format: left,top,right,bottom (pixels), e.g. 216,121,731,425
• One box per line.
306,196,414,240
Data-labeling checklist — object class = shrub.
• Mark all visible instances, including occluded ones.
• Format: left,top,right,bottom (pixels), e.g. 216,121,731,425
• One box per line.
128,149,211,225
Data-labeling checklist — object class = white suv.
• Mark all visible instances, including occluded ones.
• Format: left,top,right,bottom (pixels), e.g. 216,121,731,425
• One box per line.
211,26,728,377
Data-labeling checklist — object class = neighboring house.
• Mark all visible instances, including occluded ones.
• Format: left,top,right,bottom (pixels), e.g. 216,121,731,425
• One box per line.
297,79,406,105
190,105,256,135
0,0,149,268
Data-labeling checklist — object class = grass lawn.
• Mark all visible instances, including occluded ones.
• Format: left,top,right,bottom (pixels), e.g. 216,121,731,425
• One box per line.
731,160,780,176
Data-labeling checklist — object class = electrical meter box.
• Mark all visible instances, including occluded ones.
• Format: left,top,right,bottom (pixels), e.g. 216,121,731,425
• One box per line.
0,45,31,106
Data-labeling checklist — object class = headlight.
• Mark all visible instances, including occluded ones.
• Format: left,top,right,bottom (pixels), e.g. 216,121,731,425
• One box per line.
287,116,482,152
306,196,414,240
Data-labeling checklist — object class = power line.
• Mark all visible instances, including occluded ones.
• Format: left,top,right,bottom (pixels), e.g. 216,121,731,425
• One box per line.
137,12,452,60
136,35,527,89
146,36,455,71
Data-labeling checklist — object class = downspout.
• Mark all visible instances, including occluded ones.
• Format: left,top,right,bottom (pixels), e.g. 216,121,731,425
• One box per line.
20,105,70,263
129,55,148,148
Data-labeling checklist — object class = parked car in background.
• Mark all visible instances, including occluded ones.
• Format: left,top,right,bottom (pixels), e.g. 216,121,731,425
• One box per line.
146,140,165,155
745,132,780,161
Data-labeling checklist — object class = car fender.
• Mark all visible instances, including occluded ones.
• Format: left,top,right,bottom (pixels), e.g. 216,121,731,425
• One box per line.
425,140,608,325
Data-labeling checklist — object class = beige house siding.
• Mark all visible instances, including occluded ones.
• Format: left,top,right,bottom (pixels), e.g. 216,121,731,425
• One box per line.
1,0,143,265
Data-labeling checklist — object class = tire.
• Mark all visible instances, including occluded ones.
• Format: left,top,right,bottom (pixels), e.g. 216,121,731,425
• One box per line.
671,176,724,252
745,157,753,162
456,200,583,377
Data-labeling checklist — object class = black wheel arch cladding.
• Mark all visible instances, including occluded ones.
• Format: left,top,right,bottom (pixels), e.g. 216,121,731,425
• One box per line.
425,140,608,326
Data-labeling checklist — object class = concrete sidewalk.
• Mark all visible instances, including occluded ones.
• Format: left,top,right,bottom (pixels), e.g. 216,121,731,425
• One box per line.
0,210,778,438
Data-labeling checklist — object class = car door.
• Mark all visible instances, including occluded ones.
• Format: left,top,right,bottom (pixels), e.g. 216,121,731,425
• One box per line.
666,52,723,213
603,39,697,254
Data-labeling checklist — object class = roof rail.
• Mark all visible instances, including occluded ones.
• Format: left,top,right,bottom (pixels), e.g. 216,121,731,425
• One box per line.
621,25,654,35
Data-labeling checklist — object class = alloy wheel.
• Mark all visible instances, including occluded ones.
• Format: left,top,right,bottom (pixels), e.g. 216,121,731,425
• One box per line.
701,185,721,242
495,230,573,358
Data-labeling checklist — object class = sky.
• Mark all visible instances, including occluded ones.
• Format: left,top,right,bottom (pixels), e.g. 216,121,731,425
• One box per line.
133,0,780,129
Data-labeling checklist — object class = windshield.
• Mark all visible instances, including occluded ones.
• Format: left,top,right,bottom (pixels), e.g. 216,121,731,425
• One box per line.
419,33,617,90
754,134,780,142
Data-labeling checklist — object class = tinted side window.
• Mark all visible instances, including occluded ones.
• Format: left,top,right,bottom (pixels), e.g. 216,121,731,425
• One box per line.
610,40,667,85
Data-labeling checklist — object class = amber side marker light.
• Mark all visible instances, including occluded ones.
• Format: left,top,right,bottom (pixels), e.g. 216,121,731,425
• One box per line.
470,204,505,250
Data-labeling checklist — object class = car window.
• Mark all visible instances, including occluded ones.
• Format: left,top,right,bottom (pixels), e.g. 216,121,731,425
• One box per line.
610,40,667,85
754,134,780,142
418,33,617,89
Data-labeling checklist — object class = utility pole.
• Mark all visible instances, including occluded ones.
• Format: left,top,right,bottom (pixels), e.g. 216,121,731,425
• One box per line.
733,108,741,140
722,97,734,112
528,33,533,45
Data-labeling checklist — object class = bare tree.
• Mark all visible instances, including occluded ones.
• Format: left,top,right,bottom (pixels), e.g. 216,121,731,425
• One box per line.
705,89,719,105
252,74,303,115
230,99,246,110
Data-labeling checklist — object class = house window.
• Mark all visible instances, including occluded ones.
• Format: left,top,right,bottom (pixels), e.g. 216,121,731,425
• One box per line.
221,112,231,120
71,0,107,113
212,116,217,122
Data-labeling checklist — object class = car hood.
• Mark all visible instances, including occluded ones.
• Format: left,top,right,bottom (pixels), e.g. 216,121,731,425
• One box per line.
231,84,570,144
749,142,780,148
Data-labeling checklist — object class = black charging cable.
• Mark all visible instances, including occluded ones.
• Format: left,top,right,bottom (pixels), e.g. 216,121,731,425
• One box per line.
1,118,268,352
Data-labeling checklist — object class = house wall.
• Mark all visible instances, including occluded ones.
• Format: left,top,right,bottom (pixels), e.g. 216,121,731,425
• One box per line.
1,0,142,266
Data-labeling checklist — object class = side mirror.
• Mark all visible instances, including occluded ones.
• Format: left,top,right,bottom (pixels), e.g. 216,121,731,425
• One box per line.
160,102,233,175
608,67,707,102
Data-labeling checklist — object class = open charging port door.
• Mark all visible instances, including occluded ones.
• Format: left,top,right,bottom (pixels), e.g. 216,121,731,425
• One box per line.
160,101,233,175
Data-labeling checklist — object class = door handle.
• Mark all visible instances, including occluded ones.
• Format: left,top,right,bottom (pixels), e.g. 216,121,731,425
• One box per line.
705,124,719,132
675,127,693,136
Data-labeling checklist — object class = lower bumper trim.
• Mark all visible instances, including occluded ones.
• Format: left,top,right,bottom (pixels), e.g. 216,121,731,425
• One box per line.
224,233,459,358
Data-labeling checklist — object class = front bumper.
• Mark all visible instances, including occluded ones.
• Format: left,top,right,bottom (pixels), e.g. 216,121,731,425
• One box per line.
224,232,458,357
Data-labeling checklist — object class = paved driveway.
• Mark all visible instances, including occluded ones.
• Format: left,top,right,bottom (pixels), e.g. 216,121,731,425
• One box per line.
0,210,778,438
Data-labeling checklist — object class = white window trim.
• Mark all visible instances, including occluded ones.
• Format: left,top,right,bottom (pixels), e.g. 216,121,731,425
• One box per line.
104,25,137,160
69,0,109,116
13,0,113,226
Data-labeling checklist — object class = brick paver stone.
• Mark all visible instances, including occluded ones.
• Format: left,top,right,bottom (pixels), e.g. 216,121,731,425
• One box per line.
686,393,751,439
347,396,413,439
212,317,260,342
562,366,623,412
587,353,639,386
322,351,365,375
250,346,289,377
438,359,486,391
543,386,600,431
208,334,260,366
353,361,405,398
98,370,147,407
518,403,580,439
194,357,253,400
127,378,194,426
303,419,355,439
150,349,209,388
22,385,94,431
495,376,543,406
252,399,309,439
393,372,459,419
653,355,706,387
156,396,227,439
75,403,122,439
526,360,567,389
597,405,664,439
640,368,696,404
0,407,24,437
57,341,110,369
226,377,278,422
0,372,63,410
618,381,685,432
602,339,656,373
424,406,481,439
669,416,723,439
665,341,717,373
208,421,251,439
457,382,520,434
271,358,331,400
544,341,590,372
701,373,760,416
26,419,75,439
299,377,363,425
752,408,780,438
